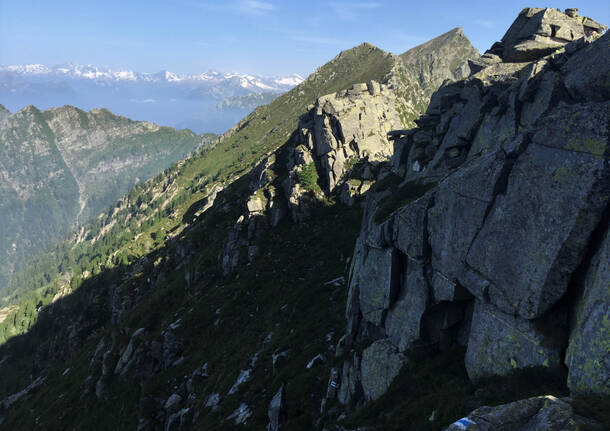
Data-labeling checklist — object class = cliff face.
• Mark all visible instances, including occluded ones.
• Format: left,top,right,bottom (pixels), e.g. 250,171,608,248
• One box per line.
0,106,210,296
333,6,609,413
0,106,81,289
0,7,608,431
221,31,478,274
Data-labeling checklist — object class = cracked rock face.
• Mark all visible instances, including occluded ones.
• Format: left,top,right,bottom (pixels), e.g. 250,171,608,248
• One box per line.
335,10,610,404
444,396,599,431
565,227,610,396
465,300,565,381
493,7,606,62
218,30,479,274
360,339,406,401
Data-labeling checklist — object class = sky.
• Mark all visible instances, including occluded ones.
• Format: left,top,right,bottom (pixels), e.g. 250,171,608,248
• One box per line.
0,1,608,77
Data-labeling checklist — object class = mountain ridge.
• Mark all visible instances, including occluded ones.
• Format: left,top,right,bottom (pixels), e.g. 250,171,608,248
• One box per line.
0,64,305,134
1,10,608,430
0,104,214,297
0,63,304,87
0,25,480,430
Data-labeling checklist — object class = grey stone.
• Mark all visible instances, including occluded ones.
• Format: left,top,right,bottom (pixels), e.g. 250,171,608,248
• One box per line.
164,393,182,412
360,339,406,401
227,403,251,425
468,53,502,75
337,354,361,405
162,329,183,370
267,384,284,431
467,103,610,319
348,83,368,95
114,327,146,375
530,102,609,157
565,228,610,396
246,195,266,213
166,408,189,431
204,393,220,410
580,16,607,33
248,155,275,192
465,300,564,382
520,70,556,127
428,151,507,283
1,376,45,410
468,112,516,157
393,191,435,260
444,396,597,431
385,261,429,351
432,271,472,302
228,369,252,395
498,8,602,62
355,247,395,326
367,80,380,96
517,59,549,101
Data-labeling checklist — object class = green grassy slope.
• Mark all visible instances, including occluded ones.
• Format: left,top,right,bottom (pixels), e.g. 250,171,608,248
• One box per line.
0,34,485,430
0,105,212,297
0,42,397,344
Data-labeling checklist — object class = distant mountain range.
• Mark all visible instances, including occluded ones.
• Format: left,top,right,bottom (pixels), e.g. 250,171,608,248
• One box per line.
0,64,304,133
0,103,214,294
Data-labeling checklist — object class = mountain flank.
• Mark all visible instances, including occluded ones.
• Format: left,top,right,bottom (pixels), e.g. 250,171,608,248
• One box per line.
0,26,477,430
0,105,213,299
0,7,608,431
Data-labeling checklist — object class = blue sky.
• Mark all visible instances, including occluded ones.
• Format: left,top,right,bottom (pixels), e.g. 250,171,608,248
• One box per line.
1,1,608,77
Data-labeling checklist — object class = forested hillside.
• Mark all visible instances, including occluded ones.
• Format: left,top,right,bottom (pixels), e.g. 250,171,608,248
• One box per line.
0,105,214,298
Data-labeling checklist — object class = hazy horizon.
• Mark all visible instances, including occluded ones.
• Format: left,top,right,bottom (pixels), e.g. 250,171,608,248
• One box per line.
2,1,608,78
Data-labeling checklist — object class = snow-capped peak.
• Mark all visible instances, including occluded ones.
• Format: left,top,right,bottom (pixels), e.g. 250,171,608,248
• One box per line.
274,74,304,86
0,63,303,92
3,64,50,74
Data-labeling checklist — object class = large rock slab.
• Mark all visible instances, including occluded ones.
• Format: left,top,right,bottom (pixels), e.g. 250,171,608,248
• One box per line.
267,385,284,431
337,353,362,406
467,103,610,319
445,396,599,431
428,150,507,282
392,192,434,260
360,339,406,401
384,261,429,351
353,247,400,326
465,300,563,381
565,228,610,396
498,8,606,62
562,31,610,102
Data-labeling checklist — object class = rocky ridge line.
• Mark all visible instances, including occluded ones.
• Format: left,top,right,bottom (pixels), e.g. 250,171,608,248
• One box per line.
326,8,609,427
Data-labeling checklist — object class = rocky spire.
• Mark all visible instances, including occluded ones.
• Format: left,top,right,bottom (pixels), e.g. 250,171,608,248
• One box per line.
489,7,607,62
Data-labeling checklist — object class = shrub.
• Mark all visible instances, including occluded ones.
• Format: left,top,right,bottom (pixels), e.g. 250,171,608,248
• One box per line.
297,162,320,193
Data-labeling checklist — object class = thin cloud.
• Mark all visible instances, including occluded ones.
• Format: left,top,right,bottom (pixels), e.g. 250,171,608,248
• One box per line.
475,19,494,29
130,98,156,104
292,35,351,46
191,1,275,16
237,0,275,16
330,2,381,20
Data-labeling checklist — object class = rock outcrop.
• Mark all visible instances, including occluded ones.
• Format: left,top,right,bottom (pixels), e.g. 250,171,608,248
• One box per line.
220,30,479,274
1,7,607,431
565,226,610,396
444,396,602,431
333,8,608,406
